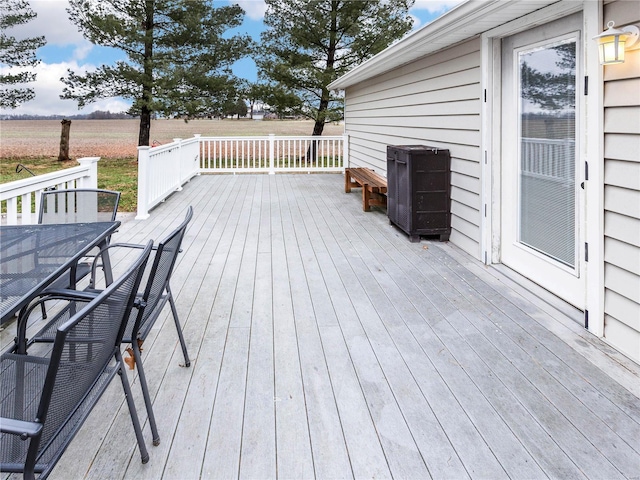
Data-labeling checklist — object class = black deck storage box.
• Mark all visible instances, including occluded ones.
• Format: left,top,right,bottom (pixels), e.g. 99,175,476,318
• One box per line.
386,145,451,242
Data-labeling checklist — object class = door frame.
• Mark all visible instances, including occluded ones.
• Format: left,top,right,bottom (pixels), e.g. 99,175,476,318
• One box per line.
480,0,605,336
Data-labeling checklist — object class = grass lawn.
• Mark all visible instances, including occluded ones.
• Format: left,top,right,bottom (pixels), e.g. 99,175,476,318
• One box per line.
1,157,138,212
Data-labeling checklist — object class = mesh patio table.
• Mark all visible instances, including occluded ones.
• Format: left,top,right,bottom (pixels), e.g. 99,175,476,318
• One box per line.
0,221,120,324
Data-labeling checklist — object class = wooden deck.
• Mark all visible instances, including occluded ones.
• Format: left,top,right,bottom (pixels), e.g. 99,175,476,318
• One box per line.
2,173,640,479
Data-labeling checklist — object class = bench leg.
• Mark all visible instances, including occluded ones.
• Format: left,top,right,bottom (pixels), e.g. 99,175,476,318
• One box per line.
369,192,387,209
345,170,352,193
363,187,371,211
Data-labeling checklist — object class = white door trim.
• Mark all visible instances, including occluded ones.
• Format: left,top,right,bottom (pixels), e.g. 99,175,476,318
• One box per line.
480,0,605,335
582,0,605,337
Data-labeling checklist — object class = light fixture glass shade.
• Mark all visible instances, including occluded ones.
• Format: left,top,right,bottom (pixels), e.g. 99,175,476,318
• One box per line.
593,21,629,65
598,34,627,64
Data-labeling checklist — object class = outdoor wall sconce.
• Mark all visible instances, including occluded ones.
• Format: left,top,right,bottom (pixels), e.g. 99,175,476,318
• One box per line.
593,21,640,65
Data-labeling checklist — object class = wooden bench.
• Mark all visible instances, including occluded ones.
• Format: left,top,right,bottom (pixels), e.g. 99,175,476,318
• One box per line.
345,167,388,211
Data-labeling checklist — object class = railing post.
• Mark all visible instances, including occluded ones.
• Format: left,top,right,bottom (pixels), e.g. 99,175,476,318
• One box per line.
342,133,349,170
269,134,275,175
174,138,183,191
194,134,202,175
76,156,100,188
136,146,150,220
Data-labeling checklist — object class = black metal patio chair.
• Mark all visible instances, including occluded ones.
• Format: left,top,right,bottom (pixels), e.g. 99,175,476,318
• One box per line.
38,189,121,319
27,206,193,447
0,241,153,480
106,206,193,446
39,188,121,225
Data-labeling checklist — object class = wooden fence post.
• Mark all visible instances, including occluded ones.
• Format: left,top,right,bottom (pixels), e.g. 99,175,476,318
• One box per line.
58,119,71,161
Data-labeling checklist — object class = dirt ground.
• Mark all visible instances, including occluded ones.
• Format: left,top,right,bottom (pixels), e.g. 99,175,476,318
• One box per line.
0,119,345,159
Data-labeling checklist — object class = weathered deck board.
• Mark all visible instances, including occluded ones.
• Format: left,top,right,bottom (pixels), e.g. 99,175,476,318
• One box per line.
2,173,639,480
315,175,639,476
310,175,640,478
308,179,513,479
280,176,352,479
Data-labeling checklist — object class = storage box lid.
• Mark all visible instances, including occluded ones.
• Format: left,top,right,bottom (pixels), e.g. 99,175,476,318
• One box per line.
388,145,449,153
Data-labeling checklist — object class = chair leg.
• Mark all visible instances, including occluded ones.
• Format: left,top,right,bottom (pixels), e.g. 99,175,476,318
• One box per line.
133,338,160,446
116,350,150,464
167,286,190,367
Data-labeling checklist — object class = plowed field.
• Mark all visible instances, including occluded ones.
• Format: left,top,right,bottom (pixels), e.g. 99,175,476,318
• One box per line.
0,119,344,159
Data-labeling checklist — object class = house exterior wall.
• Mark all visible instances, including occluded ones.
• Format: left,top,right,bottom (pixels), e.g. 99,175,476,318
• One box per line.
343,38,483,259
601,1,640,362
338,0,639,363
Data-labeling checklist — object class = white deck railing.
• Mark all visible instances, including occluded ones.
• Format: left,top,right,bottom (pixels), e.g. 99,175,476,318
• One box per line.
0,157,99,225
136,133,347,219
521,137,575,182
199,134,346,174
136,137,201,220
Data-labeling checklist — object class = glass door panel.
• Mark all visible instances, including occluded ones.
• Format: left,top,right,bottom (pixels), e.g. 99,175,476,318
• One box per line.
518,39,577,268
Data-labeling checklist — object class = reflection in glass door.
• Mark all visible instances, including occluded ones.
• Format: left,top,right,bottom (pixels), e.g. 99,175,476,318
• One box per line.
518,39,577,268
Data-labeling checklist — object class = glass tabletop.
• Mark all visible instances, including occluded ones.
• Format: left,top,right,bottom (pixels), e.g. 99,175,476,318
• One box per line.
0,221,120,323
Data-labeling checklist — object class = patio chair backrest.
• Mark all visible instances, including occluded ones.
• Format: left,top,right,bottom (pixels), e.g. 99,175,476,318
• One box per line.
39,189,120,224
125,206,193,341
0,241,152,478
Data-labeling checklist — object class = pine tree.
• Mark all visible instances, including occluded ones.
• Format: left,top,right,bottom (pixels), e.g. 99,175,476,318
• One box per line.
257,0,414,136
0,0,46,109
61,0,252,146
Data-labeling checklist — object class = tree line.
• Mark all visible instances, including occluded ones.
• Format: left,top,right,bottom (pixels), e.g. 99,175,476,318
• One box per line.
2,111,134,120
1,0,415,146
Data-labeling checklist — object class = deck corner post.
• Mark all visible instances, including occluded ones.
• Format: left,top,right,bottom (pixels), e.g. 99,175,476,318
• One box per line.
136,146,151,220
193,134,202,175
173,138,183,191
342,133,349,171
76,156,100,188
269,133,276,175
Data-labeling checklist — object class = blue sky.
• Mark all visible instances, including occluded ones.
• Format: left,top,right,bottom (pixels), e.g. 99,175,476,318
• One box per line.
2,0,462,116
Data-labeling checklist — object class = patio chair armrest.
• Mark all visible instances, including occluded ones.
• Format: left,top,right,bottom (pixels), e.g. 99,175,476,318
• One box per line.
108,242,147,250
89,244,120,286
18,290,94,321
89,241,157,287
0,417,43,438
111,242,172,252
37,288,98,302
110,242,183,253
14,292,95,354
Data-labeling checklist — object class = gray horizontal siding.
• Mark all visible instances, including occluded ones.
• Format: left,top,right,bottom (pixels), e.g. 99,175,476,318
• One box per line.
601,1,640,363
343,38,482,259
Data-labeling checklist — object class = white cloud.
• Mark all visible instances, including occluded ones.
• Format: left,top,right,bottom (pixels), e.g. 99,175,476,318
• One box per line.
410,13,422,29
9,0,84,46
410,0,464,29
411,0,464,14
234,0,267,20
0,62,130,116
1,1,131,116
72,41,94,61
